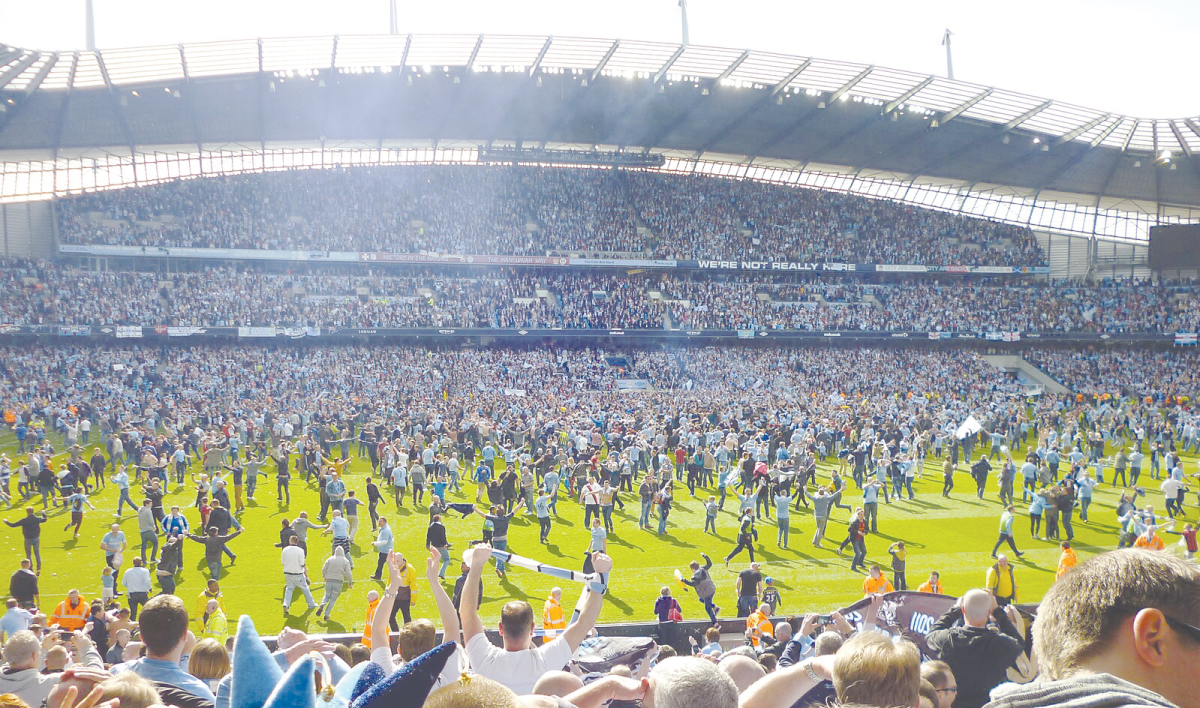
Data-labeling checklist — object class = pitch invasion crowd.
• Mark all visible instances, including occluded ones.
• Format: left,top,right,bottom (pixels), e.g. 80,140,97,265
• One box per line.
1,340,1199,708
56,166,1046,266
3,261,1198,334
1,346,1199,708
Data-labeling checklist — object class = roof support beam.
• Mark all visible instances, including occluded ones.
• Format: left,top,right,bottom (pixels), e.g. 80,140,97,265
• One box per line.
827,65,872,103
466,34,484,71
1088,117,1124,148
1153,123,1164,220
0,49,21,67
689,58,812,158
1185,118,1200,141
1031,118,1129,192
589,39,620,83
1168,122,1192,158
95,52,139,161
1000,99,1051,131
1054,113,1111,146
768,58,812,97
652,45,686,84
1165,121,1200,199
910,99,1054,178
330,35,339,69
0,52,41,90
716,50,750,81
528,36,553,76
178,44,204,152
399,33,412,69
22,53,57,95
257,38,266,151
50,53,79,159
0,53,57,140
937,87,992,126
884,77,932,114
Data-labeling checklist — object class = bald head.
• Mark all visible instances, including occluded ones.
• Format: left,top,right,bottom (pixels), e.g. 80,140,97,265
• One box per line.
719,655,767,694
532,671,584,697
962,589,994,626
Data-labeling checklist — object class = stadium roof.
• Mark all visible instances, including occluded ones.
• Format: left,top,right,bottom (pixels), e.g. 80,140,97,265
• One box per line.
0,34,1198,208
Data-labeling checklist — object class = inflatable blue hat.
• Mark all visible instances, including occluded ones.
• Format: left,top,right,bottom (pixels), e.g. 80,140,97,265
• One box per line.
263,655,317,708
350,642,457,708
349,662,386,704
230,616,285,708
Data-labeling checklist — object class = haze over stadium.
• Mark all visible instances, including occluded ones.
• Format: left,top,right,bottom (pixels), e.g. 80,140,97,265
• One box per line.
0,3,1199,708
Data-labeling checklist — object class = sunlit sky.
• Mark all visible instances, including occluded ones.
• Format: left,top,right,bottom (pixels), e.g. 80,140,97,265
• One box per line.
2,0,1197,117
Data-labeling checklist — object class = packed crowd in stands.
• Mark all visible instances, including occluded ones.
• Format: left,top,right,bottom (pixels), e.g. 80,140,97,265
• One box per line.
3,261,1197,334
1025,348,1200,400
56,166,1047,266
0,344,1032,424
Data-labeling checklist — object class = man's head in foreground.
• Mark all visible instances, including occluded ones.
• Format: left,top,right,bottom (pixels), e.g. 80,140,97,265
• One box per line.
1032,549,1200,708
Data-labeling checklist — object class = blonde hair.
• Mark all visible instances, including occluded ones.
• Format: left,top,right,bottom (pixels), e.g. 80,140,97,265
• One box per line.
398,619,437,661
188,638,230,681
1034,549,1200,679
99,672,161,708
833,632,920,708
424,675,522,708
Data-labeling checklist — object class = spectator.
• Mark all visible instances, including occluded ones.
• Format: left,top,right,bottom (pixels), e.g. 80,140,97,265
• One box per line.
926,589,1024,708
987,549,1199,708
459,545,612,695
109,594,213,703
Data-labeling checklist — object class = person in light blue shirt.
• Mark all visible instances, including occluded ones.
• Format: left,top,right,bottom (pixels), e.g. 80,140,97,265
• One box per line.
110,467,136,516
0,601,33,641
1020,461,1038,501
370,517,393,580
325,474,346,513
1075,470,1096,521
774,489,793,549
101,525,127,571
534,491,552,543
110,594,215,703
543,469,560,514
1029,492,1046,538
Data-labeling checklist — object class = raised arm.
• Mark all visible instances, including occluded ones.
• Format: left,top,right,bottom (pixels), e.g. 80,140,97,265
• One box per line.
460,545,491,642
740,653,834,708
561,552,613,651
425,547,460,644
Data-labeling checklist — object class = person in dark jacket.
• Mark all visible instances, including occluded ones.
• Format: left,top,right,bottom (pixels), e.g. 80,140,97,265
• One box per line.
425,515,450,580
186,527,242,580
926,588,1024,708
681,552,720,622
4,507,48,574
156,535,182,595
8,559,39,608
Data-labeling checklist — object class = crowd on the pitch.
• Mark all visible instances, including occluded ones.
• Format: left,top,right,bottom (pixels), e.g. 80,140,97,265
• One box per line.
3,261,1198,334
56,165,1047,266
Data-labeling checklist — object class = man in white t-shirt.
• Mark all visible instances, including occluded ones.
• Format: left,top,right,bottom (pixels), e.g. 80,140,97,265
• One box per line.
460,544,613,695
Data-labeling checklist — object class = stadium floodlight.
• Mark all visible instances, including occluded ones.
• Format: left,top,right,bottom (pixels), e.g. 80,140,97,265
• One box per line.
1032,137,1041,144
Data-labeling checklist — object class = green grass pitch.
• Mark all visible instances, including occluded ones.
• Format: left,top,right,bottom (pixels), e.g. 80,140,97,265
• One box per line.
1,432,1193,637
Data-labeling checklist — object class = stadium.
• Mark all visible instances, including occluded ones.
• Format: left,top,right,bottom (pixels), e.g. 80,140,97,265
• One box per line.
0,13,1199,708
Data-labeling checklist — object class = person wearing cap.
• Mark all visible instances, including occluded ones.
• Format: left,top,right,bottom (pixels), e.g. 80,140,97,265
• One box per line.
761,577,783,615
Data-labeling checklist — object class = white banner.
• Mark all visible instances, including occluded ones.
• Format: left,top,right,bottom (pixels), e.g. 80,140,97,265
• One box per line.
115,326,143,339
955,416,982,440
238,326,277,338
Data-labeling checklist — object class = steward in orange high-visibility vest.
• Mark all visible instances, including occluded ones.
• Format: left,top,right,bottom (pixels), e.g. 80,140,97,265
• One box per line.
51,591,90,631
543,590,567,635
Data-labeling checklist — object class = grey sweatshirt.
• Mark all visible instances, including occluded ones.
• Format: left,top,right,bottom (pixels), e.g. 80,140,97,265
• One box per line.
986,673,1177,708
